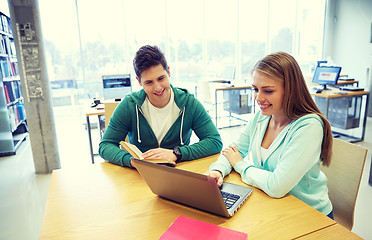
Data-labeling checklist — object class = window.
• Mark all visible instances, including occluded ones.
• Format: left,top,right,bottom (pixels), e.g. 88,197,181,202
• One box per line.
167,0,204,91
39,0,326,104
205,0,237,82
240,0,268,82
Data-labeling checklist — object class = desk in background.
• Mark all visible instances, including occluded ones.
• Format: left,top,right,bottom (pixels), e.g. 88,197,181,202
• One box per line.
85,101,120,164
216,85,254,128
196,84,254,129
312,89,369,143
336,79,359,87
39,154,359,240
85,106,105,164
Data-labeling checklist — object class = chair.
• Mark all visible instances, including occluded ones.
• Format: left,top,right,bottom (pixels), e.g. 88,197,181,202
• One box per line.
104,102,120,128
197,81,219,111
196,80,232,127
104,101,128,143
196,65,234,115
320,138,368,230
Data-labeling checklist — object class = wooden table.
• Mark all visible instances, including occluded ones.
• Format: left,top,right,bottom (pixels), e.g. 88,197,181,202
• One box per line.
40,154,351,240
296,224,362,239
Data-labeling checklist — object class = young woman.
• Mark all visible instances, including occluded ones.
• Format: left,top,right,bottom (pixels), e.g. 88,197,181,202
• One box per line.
206,52,333,218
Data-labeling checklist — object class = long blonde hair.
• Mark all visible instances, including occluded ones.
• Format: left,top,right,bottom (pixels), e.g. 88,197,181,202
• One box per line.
252,52,332,166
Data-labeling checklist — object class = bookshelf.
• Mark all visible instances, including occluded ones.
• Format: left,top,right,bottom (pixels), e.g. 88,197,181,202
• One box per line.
0,11,28,156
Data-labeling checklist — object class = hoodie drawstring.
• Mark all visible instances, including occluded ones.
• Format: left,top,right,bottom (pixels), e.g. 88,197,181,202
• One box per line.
179,107,185,145
136,106,142,143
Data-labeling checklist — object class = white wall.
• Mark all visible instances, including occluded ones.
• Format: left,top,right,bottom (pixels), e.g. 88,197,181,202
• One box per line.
0,0,9,16
323,0,372,88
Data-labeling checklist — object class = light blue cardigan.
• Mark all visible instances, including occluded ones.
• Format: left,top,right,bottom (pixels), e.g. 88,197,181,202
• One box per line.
209,111,332,215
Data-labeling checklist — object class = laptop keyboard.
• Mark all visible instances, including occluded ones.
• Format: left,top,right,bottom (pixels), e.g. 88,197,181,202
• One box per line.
221,191,240,209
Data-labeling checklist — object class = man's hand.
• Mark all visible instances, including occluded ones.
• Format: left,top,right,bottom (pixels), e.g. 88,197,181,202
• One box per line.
142,148,177,162
222,146,243,168
204,170,224,187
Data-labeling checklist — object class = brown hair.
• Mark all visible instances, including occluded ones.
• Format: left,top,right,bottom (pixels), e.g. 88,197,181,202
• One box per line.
252,52,332,166
133,45,168,79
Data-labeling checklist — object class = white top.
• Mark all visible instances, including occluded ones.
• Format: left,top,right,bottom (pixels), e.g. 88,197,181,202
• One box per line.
260,146,269,165
143,89,178,145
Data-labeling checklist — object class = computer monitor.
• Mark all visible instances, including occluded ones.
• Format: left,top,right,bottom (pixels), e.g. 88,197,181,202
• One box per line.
312,66,342,90
102,74,132,101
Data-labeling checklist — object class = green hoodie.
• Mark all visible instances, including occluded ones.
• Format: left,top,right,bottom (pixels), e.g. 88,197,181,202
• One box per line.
99,85,223,167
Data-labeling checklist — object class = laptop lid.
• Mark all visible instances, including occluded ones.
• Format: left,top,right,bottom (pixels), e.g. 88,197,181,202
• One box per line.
132,158,253,217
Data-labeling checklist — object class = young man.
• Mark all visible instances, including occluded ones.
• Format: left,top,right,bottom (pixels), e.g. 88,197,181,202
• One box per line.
99,45,222,168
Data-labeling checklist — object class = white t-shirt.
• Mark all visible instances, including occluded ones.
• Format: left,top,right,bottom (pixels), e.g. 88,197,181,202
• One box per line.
142,89,179,145
261,146,269,165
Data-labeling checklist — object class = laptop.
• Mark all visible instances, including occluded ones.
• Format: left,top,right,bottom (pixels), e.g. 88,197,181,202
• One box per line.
132,158,253,217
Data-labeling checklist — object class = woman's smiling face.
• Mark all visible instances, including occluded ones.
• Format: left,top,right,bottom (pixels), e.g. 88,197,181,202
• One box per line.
252,70,285,117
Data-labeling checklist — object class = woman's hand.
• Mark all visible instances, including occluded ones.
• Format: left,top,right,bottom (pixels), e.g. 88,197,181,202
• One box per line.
142,148,177,162
204,170,224,187
222,146,243,168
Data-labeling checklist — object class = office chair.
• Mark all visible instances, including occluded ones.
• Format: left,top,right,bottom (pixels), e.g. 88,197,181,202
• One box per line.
320,138,368,230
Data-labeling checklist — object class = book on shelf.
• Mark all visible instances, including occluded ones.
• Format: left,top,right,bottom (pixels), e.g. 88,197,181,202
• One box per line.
13,104,20,125
8,105,16,131
9,40,16,57
3,36,10,54
17,79,22,98
0,60,6,77
0,15,3,32
159,216,248,240
7,104,25,131
1,15,7,32
6,17,11,35
1,15,9,33
9,62,14,76
3,81,15,102
0,14,5,32
3,84,10,103
0,60,12,78
12,62,19,76
11,81,19,98
120,141,176,167
0,36,6,54
17,102,26,121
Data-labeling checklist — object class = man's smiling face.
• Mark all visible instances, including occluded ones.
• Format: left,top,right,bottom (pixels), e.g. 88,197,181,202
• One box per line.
137,64,171,108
